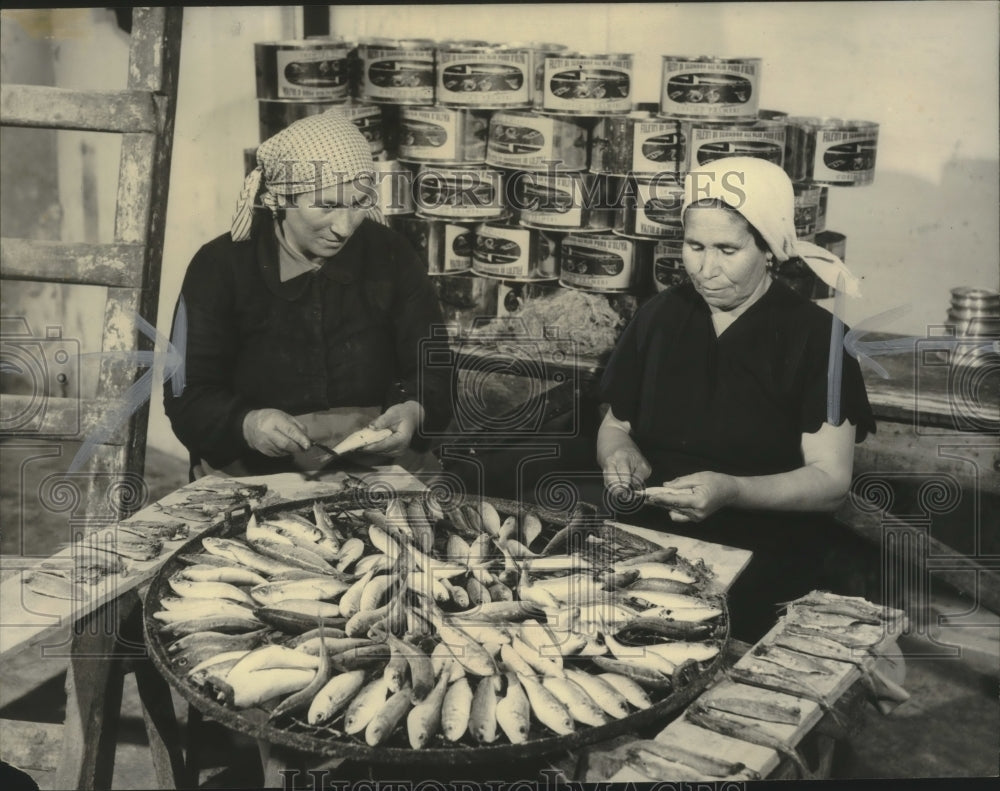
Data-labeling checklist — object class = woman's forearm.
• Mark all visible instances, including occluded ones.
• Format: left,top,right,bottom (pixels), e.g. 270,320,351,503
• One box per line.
730,465,851,513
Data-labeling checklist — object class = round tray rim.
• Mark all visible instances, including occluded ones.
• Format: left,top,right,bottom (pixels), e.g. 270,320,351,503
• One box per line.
143,490,728,765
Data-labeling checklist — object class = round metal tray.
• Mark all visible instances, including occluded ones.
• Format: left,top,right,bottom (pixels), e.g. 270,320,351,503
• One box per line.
143,490,728,765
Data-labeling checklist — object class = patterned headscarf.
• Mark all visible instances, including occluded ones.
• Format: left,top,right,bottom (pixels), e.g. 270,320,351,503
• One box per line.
682,157,861,296
231,110,386,241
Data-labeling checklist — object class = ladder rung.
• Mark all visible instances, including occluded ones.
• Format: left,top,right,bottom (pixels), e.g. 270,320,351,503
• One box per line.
0,85,158,134
0,396,129,444
1,239,145,288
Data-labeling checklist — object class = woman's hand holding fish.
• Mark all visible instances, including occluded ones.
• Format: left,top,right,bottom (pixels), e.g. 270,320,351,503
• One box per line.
243,409,312,456
363,401,425,457
601,446,652,491
646,472,739,523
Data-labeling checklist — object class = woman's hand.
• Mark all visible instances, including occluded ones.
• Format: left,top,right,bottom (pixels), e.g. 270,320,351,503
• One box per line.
597,407,651,491
243,408,312,456
646,471,739,522
602,446,652,491
363,400,425,457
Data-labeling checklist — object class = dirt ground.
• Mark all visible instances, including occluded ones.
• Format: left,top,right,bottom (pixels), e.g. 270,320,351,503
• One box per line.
1,443,997,786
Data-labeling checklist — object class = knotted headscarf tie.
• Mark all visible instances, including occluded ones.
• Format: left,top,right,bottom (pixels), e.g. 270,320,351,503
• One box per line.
682,157,861,297
231,110,386,242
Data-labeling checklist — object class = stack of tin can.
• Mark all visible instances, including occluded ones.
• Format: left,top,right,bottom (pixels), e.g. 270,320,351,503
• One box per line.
250,38,881,336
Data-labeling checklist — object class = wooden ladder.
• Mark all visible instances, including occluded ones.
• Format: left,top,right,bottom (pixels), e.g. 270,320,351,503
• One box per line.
0,8,185,788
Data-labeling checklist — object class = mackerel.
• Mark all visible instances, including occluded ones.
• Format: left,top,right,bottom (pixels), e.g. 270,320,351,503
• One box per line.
686,703,814,780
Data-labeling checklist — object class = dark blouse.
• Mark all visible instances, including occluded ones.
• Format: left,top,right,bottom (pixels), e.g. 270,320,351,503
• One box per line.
599,279,875,485
163,215,452,471
598,279,877,640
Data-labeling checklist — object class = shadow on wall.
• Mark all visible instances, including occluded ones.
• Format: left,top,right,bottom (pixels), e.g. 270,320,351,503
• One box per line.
837,157,1000,336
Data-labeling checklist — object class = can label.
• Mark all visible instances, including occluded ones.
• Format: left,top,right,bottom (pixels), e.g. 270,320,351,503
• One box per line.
814,130,877,184
362,46,435,103
688,124,785,171
473,226,533,278
445,224,473,272
269,47,351,100
634,121,685,173
592,117,683,176
518,173,606,229
487,113,587,171
415,168,504,219
560,235,634,291
631,179,685,237
438,51,531,107
543,57,633,114
401,109,487,162
652,240,687,292
660,59,760,119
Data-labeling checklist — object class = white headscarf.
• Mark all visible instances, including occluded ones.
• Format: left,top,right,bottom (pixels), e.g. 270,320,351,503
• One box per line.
682,157,861,297
231,110,386,242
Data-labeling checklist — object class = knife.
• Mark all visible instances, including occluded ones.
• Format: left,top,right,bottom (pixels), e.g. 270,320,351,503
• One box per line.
302,426,394,480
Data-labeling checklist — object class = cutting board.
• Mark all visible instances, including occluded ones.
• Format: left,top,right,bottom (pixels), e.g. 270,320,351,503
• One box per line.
607,520,752,594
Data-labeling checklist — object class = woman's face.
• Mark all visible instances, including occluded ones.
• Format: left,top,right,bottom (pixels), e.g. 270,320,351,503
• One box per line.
281,180,371,262
682,206,770,311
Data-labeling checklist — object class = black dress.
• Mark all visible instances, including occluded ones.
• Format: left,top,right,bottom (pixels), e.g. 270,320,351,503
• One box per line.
599,279,876,640
163,214,452,474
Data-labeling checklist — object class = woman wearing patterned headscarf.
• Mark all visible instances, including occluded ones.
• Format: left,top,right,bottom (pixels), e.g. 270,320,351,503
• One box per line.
597,158,876,640
164,111,451,477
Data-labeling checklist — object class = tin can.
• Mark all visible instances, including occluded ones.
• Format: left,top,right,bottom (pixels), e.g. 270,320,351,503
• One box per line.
542,53,633,115
509,42,569,109
590,112,684,176
398,107,489,164
651,240,689,293
374,160,414,216
615,175,685,240
255,39,353,101
437,43,532,108
514,171,615,232
786,118,879,186
659,56,761,120
559,233,637,292
391,215,475,275
359,38,436,105
414,164,506,221
433,272,500,338
793,183,823,237
486,110,589,171
472,221,560,281
257,101,384,154
685,119,786,173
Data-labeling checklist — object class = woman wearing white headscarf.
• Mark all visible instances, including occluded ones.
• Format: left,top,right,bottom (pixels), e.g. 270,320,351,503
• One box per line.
597,157,875,639
164,111,451,477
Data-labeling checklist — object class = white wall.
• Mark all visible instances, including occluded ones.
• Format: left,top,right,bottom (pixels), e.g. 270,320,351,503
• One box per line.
148,6,296,458
141,2,998,458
